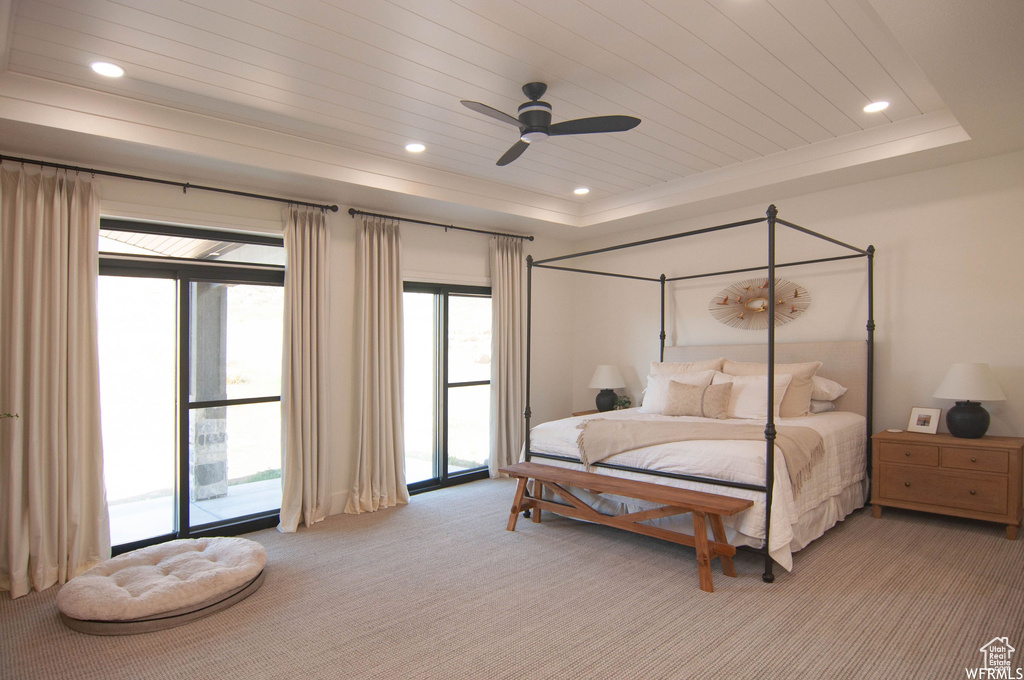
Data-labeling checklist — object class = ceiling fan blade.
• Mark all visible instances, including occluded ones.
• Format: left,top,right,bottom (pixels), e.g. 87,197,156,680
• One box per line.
461,100,523,129
548,115,641,136
496,140,530,166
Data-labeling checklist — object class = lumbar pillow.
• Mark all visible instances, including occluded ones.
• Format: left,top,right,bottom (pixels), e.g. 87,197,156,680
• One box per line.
712,372,792,419
721,359,821,417
639,370,715,413
663,380,733,419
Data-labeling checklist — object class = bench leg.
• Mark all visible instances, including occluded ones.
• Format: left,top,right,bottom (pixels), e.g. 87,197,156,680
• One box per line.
507,477,528,532
532,481,543,523
708,514,736,578
692,511,714,593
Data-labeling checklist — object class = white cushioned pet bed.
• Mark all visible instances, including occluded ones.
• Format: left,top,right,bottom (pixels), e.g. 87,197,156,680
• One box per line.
57,536,267,635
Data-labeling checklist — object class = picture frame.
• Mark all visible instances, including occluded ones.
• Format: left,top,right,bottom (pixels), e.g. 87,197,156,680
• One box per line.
907,407,941,434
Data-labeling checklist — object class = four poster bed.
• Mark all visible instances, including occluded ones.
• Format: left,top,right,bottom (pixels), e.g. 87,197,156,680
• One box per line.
521,205,875,583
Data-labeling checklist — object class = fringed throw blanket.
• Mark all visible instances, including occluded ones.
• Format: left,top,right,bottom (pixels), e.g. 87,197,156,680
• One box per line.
576,419,825,496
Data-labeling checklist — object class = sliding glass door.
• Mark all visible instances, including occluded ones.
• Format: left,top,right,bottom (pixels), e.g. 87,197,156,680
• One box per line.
98,221,285,551
403,283,491,491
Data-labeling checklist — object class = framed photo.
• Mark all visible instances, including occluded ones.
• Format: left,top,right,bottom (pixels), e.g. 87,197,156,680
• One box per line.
908,407,941,434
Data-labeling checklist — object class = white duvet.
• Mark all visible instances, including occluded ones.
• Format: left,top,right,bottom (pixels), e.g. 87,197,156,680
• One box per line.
526,408,867,571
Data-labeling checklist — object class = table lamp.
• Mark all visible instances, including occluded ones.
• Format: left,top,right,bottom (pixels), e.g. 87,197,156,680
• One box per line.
589,365,625,412
933,363,1006,438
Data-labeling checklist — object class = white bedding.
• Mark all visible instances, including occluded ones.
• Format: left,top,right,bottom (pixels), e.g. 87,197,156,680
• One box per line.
526,408,868,571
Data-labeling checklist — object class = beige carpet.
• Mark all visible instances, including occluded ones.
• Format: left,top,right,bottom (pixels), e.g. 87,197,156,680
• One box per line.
2,478,1022,680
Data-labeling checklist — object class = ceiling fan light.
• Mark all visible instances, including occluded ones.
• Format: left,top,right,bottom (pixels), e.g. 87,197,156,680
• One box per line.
573,187,590,195
863,101,889,113
520,130,548,143
405,142,426,153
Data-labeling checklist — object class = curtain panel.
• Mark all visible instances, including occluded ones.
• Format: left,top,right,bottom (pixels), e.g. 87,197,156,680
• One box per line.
0,167,110,598
489,237,526,477
279,206,331,532
347,215,409,513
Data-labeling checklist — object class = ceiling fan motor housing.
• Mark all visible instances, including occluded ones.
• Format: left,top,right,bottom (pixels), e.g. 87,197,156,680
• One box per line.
518,101,551,142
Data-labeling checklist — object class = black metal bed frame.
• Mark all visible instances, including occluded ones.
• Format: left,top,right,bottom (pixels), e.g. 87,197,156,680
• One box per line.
522,205,875,583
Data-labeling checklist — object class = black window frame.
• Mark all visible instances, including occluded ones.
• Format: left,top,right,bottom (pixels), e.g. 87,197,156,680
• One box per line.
99,219,285,555
403,282,492,494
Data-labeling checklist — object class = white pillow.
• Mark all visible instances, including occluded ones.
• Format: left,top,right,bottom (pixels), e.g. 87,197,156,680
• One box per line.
649,358,725,375
809,399,836,414
639,370,715,414
811,375,848,401
711,372,792,419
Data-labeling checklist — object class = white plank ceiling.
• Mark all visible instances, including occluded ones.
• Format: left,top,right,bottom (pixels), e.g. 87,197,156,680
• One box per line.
0,0,1006,233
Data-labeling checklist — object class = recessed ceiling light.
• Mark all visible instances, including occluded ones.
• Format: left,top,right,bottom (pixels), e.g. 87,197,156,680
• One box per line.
863,101,889,113
90,61,125,78
405,143,425,153
573,187,590,195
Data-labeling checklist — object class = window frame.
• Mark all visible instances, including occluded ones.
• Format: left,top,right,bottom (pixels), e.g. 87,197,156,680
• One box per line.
403,282,492,493
99,219,285,555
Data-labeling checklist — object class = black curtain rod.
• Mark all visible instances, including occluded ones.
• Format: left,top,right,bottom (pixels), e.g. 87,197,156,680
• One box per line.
0,154,339,213
348,208,533,241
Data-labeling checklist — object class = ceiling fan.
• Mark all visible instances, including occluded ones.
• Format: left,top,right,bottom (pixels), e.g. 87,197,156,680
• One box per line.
460,82,641,166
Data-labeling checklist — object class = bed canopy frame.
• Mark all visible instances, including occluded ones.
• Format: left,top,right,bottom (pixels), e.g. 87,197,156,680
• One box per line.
523,204,875,583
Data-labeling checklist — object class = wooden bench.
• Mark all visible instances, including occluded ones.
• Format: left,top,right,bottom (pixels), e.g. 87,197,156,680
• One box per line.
500,461,754,592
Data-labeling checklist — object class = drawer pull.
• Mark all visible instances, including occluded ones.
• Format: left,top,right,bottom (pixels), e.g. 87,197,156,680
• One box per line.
904,482,911,487
904,451,911,457
970,490,977,495
970,457,977,463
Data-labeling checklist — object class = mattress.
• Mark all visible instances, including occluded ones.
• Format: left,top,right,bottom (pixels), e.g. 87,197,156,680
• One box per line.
526,408,868,571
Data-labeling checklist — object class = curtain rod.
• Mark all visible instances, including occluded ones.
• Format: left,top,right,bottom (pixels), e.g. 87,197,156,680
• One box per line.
348,208,533,241
0,154,339,213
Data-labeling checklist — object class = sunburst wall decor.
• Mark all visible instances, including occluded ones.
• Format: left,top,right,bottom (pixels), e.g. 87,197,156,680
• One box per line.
708,277,810,330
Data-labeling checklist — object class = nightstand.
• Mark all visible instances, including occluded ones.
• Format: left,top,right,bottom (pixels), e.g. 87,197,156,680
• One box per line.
572,409,599,417
870,430,1024,539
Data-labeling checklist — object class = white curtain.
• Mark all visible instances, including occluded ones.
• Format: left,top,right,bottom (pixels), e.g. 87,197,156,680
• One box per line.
347,215,409,513
0,166,110,598
279,206,332,532
489,237,526,477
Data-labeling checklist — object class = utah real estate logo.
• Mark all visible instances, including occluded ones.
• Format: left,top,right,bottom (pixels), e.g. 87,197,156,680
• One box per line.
967,638,1023,679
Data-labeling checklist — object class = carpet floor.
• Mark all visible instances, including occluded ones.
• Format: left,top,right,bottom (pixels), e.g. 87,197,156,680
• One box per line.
2,477,1022,679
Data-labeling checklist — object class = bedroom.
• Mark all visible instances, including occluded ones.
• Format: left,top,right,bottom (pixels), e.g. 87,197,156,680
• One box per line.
1,0,1022,677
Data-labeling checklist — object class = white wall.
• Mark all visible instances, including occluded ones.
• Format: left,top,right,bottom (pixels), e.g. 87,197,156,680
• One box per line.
564,150,1024,437
97,178,576,515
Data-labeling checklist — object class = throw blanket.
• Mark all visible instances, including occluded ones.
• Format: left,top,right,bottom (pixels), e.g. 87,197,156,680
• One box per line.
576,419,825,496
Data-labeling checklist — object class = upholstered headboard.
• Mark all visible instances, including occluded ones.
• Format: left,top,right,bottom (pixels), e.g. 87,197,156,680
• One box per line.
662,341,868,417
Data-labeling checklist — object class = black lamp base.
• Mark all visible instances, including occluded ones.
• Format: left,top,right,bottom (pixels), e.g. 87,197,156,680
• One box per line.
946,401,990,438
595,389,617,412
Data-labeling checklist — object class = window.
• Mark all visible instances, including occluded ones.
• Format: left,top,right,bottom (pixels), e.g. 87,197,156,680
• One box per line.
403,283,491,491
98,220,284,552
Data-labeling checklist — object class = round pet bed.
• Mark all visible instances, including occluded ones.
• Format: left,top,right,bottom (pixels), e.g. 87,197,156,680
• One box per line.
57,536,267,635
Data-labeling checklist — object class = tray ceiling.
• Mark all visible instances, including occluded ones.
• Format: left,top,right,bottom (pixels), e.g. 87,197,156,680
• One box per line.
0,0,1010,234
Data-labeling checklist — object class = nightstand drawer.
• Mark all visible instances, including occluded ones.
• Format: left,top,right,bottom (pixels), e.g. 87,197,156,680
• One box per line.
941,447,1008,474
880,464,1008,515
878,442,939,466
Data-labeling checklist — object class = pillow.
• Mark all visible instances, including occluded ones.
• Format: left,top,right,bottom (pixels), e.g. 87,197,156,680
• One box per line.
721,359,822,418
664,381,733,419
712,372,792,419
639,370,715,414
649,357,725,375
811,375,848,402
809,399,836,414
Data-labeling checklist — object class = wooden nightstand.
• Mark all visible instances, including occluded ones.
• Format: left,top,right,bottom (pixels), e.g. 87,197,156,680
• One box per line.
572,409,599,417
870,430,1024,539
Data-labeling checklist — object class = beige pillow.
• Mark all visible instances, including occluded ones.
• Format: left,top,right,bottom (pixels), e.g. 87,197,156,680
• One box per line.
639,370,715,414
712,372,793,419
664,381,733,419
649,357,725,375
722,359,822,417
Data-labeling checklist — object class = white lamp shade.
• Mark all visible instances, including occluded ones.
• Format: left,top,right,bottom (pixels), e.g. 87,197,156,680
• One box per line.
933,363,1006,402
589,365,625,390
